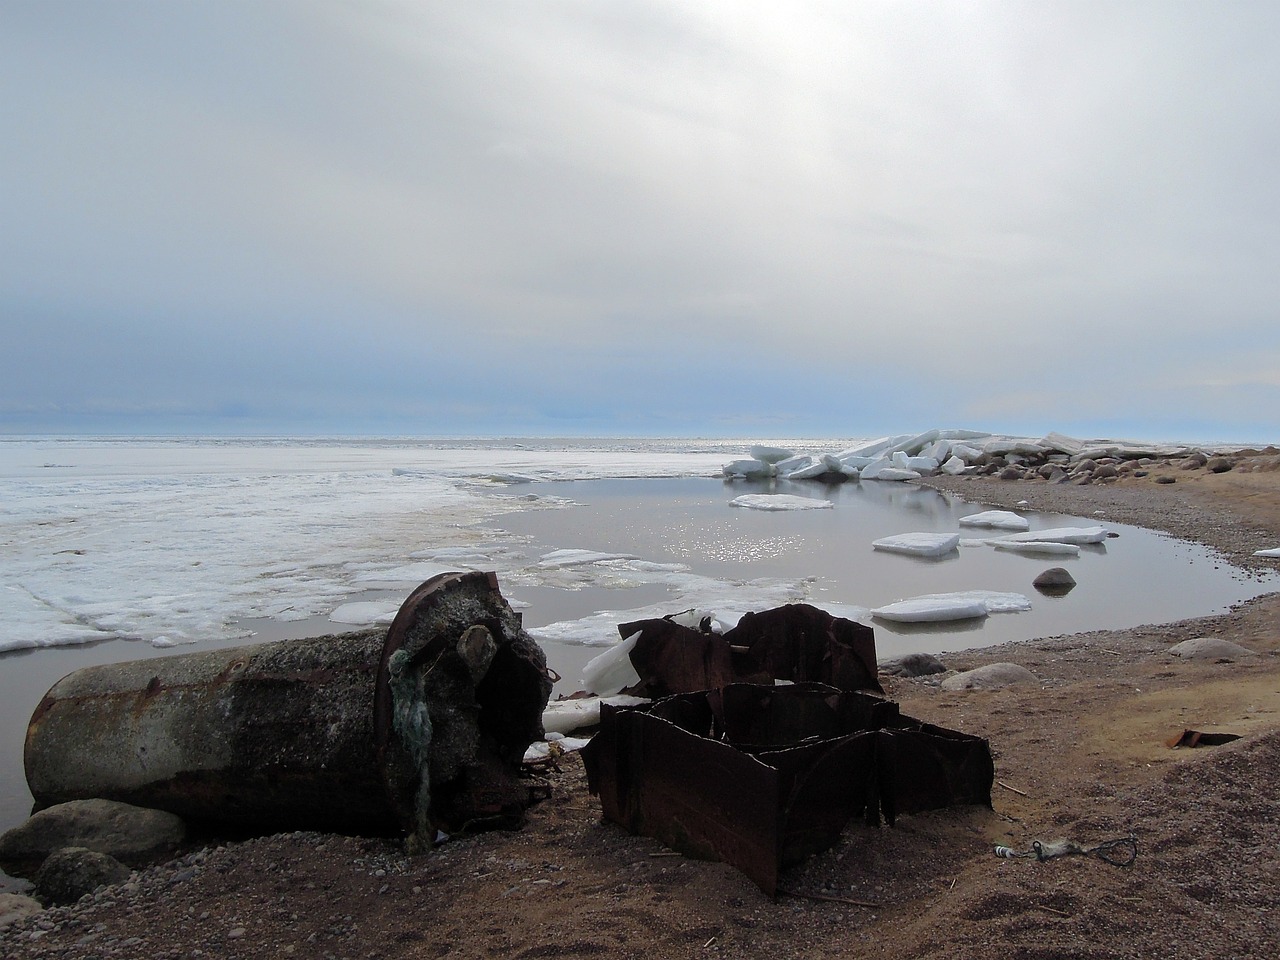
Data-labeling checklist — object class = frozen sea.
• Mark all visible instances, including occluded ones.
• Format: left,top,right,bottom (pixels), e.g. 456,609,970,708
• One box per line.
1,435,1276,847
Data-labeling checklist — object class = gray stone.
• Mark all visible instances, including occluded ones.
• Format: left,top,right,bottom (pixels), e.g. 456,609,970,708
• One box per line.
1033,567,1077,594
0,799,185,878
1168,637,1253,660
879,653,947,678
998,466,1024,480
33,847,130,906
1093,463,1119,480
940,663,1039,691
1206,456,1234,474
1179,453,1208,470
0,892,43,929
1155,475,1177,484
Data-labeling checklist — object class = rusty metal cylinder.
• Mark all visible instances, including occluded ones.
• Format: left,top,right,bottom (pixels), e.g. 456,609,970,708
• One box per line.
26,629,392,833
24,572,553,840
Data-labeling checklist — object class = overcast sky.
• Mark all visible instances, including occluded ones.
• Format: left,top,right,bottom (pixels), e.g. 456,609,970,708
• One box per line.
3,1,1278,441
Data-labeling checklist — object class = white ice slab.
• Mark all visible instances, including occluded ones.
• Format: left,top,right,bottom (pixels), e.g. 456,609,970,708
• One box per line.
872,532,961,557
779,458,831,480
542,694,650,736
958,510,1031,531
872,590,1031,622
730,494,833,511
580,631,641,695
1254,547,1280,558
328,601,401,625
1000,525,1111,545
991,540,1081,556
722,458,774,479
862,461,922,482
750,445,795,464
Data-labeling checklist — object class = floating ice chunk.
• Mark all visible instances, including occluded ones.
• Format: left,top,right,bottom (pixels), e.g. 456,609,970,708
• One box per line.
992,540,1081,556
329,601,401,625
872,590,1031,622
873,596,987,622
808,601,873,623
1254,547,1280,558
779,458,831,480
861,458,921,481
750,445,795,464
1000,526,1111,545
835,435,910,460
722,458,774,479
922,439,952,461
542,694,650,736
895,429,941,456
538,549,639,567
958,510,1031,531
730,494,833,511
903,456,939,474
835,455,877,471
581,631,642,695
872,532,961,557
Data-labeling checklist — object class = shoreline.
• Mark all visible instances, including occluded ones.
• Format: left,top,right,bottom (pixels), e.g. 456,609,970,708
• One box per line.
5,466,1280,958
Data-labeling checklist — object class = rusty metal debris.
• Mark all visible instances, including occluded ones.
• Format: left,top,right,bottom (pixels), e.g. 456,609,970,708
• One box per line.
617,602,882,698
582,681,994,895
1166,729,1243,749
25,572,551,844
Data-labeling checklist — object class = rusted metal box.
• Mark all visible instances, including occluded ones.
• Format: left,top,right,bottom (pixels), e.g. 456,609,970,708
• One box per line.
582,682,994,895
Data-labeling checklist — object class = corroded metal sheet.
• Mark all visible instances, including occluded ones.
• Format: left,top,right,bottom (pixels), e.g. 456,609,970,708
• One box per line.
583,683,994,895
618,603,882,699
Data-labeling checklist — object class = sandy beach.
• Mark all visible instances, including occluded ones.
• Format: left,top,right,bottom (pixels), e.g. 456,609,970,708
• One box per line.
4,456,1280,959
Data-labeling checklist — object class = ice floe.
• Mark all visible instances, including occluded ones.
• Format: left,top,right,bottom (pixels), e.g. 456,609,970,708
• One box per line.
581,631,642,695
328,601,400,625
871,591,1032,623
872,532,961,557
958,510,1030,531
999,526,1111,545
721,428,1206,483
1255,547,1280,558
542,694,650,736
991,540,1082,557
729,494,833,511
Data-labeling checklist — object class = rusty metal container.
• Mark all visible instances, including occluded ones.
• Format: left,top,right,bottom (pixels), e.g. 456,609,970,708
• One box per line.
583,682,994,895
24,572,553,842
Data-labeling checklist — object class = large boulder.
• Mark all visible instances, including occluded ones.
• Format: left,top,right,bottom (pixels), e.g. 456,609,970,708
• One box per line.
1168,637,1253,660
33,847,130,906
0,799,185,879
941,663,1039,691
0,892,43,929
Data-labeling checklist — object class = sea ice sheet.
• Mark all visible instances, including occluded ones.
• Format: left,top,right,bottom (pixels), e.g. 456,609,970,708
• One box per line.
872,532,962,557
1000,526,1111,545
958,510,1030,531
729,494,833,511
872,591,1032,623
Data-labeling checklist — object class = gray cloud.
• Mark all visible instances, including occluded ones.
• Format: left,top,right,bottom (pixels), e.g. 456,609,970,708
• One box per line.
3,1,1278,439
